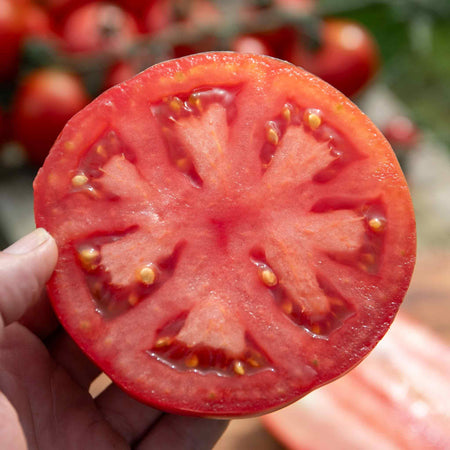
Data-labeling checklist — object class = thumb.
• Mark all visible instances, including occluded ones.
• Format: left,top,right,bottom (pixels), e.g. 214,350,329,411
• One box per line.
0,228,58,328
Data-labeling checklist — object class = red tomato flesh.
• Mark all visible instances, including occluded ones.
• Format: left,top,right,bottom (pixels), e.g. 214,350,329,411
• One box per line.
34,52,415,417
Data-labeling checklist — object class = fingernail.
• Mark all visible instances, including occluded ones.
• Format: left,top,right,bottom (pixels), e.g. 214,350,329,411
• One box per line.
3,228,52,255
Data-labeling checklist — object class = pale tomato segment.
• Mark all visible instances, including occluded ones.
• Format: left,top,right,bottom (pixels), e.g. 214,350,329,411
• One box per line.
34,52,415,417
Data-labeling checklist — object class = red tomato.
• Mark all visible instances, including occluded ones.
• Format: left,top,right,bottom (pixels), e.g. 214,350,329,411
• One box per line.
12,68,90,165
231,35,274,56
34,52,415,417
103,60,138,90
275,0,316,13
287,19,380,98
143,0,173,35
0,0,27,81
61,2,138,54
262,314,450,449
39,0,93,23
382,115,420,150
24,3,54,38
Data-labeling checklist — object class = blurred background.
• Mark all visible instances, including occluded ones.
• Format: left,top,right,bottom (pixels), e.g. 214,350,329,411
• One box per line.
0,0,449,448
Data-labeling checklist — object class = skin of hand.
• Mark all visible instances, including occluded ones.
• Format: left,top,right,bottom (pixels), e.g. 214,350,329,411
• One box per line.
0,228,228,450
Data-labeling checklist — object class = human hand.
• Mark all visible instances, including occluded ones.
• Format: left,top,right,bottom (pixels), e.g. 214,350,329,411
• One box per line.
0,229,228,449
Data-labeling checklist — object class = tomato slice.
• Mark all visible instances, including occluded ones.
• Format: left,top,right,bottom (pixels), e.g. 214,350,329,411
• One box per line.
34,52,416,417
261,314,450,448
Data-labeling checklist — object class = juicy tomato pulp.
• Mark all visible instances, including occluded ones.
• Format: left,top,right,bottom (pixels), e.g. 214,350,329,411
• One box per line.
34,53,416,417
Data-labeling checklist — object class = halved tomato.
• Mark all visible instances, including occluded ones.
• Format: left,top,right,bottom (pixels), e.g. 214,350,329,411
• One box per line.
34,52,416,417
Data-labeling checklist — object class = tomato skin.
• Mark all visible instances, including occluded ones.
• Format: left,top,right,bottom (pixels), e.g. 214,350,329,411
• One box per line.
232,35,274,57
0,0,28,81
23,3,54,38
61,2,139,54
103,60,138,90
12,68,90,166
287,19,379,98
143,0,173,34
34,52,415,417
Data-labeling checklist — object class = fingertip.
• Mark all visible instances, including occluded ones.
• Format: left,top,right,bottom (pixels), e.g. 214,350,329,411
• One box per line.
0,229,58,327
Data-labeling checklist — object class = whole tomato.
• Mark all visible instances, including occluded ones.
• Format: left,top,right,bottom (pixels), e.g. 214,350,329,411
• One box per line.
0,0,28,81
287,19,379,98
38,0,92,25
143,0,173,35
24,3,54,38
103,60,138,90
12,68,90,165
231,35,274,56
61,2,139,54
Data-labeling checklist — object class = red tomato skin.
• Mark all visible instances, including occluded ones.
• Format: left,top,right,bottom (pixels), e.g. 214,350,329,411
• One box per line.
24,3,54,38
61,2,138,54
0,0,28,81
143,0,173,34
34,52,415,417
287,19,380,98
103,60,138,90
12,68,90,166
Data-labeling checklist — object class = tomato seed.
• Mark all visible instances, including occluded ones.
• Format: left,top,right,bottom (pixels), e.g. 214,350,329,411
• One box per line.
266,122,280,146
71,174,88,187
259,266,278,287
78,247,100,271
185,354,199,368
155,336,173,348
138,266,156,285
233,360,245,376
368,217,385,233
304,109,322,130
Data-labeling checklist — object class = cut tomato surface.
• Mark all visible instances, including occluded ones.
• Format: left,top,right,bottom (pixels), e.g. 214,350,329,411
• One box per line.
34,52,416,417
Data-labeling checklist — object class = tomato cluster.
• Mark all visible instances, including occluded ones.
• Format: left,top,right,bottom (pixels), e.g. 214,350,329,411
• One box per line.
0,0,380,166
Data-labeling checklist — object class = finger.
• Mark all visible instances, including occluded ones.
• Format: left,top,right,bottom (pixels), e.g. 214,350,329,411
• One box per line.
0,229,58,328
95,384,163,445
47,330,102,389
19,290,60,339
136,415,229,450
0,391,28,450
